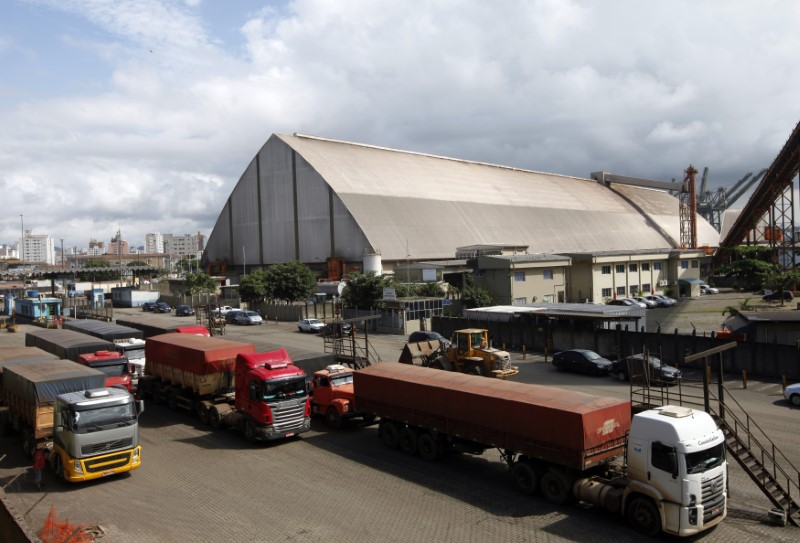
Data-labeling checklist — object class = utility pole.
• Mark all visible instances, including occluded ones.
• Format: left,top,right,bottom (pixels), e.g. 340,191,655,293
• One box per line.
19,214,24,268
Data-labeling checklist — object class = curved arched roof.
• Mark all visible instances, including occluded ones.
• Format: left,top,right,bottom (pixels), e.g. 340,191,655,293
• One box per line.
204,133,719,267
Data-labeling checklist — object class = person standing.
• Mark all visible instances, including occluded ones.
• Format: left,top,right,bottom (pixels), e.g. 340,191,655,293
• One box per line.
32,447,46,491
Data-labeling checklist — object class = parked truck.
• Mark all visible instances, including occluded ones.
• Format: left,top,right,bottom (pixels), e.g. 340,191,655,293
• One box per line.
26,329,132,392
140,334,311,442
1,358,143,482
309,364,375,428
353,363,726,537
62,319,147,385
400,328,518,379
0,347,59,402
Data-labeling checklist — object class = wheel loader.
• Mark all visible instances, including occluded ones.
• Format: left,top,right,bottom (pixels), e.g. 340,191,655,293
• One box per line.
399,328,518,379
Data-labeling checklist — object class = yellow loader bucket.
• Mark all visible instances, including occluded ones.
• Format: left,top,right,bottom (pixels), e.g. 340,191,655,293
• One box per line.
399,340,444,365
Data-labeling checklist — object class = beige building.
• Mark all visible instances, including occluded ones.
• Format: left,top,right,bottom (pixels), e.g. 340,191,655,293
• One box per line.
475,254,571,305
565,249,705,303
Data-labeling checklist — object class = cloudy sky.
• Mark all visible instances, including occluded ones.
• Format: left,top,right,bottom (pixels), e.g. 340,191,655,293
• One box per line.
2,0,799,252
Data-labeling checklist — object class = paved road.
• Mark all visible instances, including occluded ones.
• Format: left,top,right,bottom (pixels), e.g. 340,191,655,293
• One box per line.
1,311,798,542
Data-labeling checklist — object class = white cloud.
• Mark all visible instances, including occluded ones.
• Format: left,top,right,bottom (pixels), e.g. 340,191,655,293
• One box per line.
2,0,800,249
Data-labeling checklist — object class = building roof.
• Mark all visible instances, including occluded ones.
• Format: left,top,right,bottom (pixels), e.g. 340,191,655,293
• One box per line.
278,134,719,260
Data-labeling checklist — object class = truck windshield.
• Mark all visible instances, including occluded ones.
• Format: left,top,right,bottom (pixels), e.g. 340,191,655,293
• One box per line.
71,403,136,432
330,373,354,387
263,376,308,400
91,362,129,377
120,347,145,360
685,443,725,474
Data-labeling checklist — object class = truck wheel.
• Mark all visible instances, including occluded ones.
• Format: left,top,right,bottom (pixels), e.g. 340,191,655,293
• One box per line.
399,427,418,455
512,461,539,495
209,406,224,429
617,371,627,382
417,433,442,461
167,389,180,411
242,418,257,444
380,421,400,449
53,454,65,482
197,402,210,425
540,469,571,504
627,496,661,536
791,394,800,407
326,407,343,429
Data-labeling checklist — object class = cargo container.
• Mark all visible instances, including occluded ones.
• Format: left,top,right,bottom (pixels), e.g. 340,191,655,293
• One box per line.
139,334,311,442
353,363,726,537
1,358,143,482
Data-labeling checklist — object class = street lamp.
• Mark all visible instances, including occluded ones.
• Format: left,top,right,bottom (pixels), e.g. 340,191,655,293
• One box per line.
19,214,23,266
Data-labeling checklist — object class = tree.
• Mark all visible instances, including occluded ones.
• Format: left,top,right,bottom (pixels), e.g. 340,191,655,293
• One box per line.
263,262,317,302
417,282,446,297
718,258,776,291
460,285,495,309
239,269,269,303
184,271,217,295
722,298,753,319
341,272,391,309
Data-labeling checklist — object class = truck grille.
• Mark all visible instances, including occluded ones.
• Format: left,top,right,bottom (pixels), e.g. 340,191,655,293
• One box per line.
701,473,725,523
81,437,134,456
84,452,132,473
271,399,307,432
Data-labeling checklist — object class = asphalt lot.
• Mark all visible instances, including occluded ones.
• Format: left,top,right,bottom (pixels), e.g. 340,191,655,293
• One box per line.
1,299,799,542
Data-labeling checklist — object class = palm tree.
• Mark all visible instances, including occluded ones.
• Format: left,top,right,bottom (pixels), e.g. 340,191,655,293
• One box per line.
722,298,753,318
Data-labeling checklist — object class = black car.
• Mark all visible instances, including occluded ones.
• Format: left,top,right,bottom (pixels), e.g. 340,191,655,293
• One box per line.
552,349,612,376
408,331,451,350
153,302,172,313
763,290,793,302
142,302,158,312
176,304,195,316
322,322,353,337
609,354,681,385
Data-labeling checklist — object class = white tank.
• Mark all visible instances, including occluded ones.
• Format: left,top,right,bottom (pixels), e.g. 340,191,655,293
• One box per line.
362,252,382,276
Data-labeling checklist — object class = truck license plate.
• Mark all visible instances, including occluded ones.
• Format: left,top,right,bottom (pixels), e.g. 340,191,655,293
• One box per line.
286,432,295,437
102,471,115,477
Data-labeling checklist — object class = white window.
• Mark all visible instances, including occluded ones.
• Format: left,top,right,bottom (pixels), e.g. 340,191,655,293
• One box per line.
601,265,611,274
616,264,625,273
602,287,612,297
514,271,525,282
681,261,689,270
543,269,553,280
629,263,638,272
642,283,651,293
642,263,650,271
616,286,626,296
513,297,527,305
654,262,662,271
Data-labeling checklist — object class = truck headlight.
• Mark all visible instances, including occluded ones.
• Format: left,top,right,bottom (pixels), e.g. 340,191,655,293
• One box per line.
688,507,698,525
73,460,83,474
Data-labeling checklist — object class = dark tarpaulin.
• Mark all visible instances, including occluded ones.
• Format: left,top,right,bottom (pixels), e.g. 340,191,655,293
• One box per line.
25,329,116,362
4,359,106,405
62,319,144,341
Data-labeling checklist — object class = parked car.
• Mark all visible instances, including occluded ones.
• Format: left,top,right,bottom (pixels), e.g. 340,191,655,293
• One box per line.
609,354,682,385
153,302,172,313
607,299,637,307
700,284,719,294
142,302,158,312
298,318,325,333
215,305,239,315
763,290,793,302
176,304,195,316
651,294,677,306
408,330,451,350
784,383,800,406
225,310,245,324
235,310,263,325
631,296,657,308
322,321,353,337
552,349,612,376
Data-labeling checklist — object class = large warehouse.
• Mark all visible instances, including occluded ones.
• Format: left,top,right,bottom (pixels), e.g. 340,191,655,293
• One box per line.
202,133,719,280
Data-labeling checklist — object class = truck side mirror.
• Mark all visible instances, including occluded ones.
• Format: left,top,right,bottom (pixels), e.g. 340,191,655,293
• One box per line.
137,399,145,415
668,451,678,478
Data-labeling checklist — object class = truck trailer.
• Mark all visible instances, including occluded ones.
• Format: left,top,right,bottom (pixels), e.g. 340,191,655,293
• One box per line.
353,363,727,537
140,334,311,442
0,347,59,401
1,359,143,482
26,329,132,392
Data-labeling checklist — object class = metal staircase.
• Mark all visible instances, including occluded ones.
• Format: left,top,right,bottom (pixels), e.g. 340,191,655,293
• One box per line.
195,305,224,336
629,345,800,526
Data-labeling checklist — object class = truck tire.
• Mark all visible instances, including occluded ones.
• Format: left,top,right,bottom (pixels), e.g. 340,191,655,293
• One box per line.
399,427,418,455
512,461,539,495
540,468,571,504
626,496,661,536
326,407,343,429
53,454,66,482
417,433,442,461
209,405,224,429
242,418,257,444
197,402,211,425
617,371,627,382
380,421,400,449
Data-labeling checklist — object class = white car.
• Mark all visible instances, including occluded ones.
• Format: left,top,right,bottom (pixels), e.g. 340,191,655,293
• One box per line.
298,318,325,333
785,383,800,407
215,305,239,315
631,296,657,308
700,284,719,294
235,311,263,325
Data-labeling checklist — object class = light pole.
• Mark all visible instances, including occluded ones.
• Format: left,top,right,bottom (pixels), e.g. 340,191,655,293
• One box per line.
19,214,23,267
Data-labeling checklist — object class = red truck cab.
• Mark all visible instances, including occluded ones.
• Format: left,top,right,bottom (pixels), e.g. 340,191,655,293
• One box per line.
234,349,311,440
310,364,374,428
76,350,132,392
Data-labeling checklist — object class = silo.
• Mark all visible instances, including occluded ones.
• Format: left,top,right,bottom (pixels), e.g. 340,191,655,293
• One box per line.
362,251,382,276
